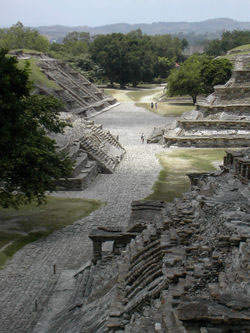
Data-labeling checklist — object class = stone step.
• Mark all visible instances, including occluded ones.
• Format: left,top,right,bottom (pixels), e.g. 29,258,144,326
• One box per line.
164,135,250,148
197,103,250,115
177,120,250,131
56,161,98,190
71,152,89,177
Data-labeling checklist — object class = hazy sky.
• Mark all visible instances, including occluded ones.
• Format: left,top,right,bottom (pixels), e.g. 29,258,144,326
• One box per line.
1,0,250,27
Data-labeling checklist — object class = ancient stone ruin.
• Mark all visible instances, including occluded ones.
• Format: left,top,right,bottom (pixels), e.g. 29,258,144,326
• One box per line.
12,51,125,190
148,54,250,147
51,115,126,190
13,50,117,118
35,148,250,332
36,57,117,117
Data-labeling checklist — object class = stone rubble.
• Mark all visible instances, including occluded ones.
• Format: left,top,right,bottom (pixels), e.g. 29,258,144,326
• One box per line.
38,149,250,332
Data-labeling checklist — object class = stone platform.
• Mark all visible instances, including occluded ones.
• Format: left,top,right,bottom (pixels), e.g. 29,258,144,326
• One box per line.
148,54,250,148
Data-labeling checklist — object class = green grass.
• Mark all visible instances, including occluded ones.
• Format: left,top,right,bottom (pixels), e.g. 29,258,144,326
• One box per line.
136,83,161,89
137,102,194,116
220,44,250,60
17,57,60,90
229,44,250,53
10,48,43,55
104,89,113,96
126,89,159,102
146,148,226,202
0,196,103,268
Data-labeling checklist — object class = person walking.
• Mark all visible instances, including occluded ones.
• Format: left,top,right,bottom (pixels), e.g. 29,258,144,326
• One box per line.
141,133,145,143
155,102,158,110
151,102,154,109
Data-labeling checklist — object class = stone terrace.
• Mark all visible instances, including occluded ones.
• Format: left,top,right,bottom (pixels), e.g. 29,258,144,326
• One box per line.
149,54,250,147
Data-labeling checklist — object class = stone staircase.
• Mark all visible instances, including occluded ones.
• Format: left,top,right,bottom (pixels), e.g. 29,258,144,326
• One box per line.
31,54,117,117
53,118,125,190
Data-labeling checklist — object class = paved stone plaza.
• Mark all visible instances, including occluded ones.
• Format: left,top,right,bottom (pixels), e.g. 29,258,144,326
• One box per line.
0,102,169,332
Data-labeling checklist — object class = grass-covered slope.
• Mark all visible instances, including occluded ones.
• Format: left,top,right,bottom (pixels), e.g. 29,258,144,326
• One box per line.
227,44,250,55
220,44,250,60
9,49,60,90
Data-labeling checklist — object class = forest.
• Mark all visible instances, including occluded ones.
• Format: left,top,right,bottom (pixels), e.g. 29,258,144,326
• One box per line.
1,22,247,89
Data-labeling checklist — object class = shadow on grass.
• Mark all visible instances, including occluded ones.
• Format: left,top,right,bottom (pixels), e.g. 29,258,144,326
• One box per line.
146,148,226,202
0,196,103,268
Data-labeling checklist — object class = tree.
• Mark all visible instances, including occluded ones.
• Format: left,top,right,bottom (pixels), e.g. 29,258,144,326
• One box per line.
201,58,232,94
0,22,50,52
167,54,206,104
154,56,173,79
90,31,154,87
0,49,72,208
167,54,232,104
205,30,250,56
62,31,90,56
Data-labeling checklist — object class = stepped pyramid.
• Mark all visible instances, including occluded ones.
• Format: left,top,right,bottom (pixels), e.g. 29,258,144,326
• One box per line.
14,51,117,118
37,56,117,117
12,51,124,190
158,54,250,147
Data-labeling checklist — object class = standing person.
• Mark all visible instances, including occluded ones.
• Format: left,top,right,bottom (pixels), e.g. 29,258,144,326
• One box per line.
151,102,154,109
141,133,145,143
155,102,158,110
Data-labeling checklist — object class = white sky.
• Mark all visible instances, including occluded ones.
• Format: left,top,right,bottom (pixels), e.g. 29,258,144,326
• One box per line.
1,0,250,27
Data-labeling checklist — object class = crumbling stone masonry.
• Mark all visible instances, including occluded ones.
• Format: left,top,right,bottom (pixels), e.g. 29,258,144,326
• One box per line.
40,149,250,332
52,117,126,190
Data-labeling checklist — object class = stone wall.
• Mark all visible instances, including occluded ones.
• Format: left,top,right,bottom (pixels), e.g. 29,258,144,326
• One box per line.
164,135,250,148
110,148,250,332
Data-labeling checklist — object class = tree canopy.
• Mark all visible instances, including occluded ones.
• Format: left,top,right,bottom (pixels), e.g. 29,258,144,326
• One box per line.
0,22,50,52
0,49,72,208
205,30,250,57
167,54,232,104
89,30,187,86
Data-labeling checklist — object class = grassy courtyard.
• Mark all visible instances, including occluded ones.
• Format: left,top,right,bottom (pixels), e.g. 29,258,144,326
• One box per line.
136,102,194,116
147,148,226,202
104,85,193,117
0,196,103,268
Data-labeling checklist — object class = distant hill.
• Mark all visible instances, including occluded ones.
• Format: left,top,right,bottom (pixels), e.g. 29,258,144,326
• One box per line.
36,18,250,42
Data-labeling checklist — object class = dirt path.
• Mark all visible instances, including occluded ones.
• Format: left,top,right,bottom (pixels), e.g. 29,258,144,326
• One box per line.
138,85,164,103
0,102,172,333
105,84,164,103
